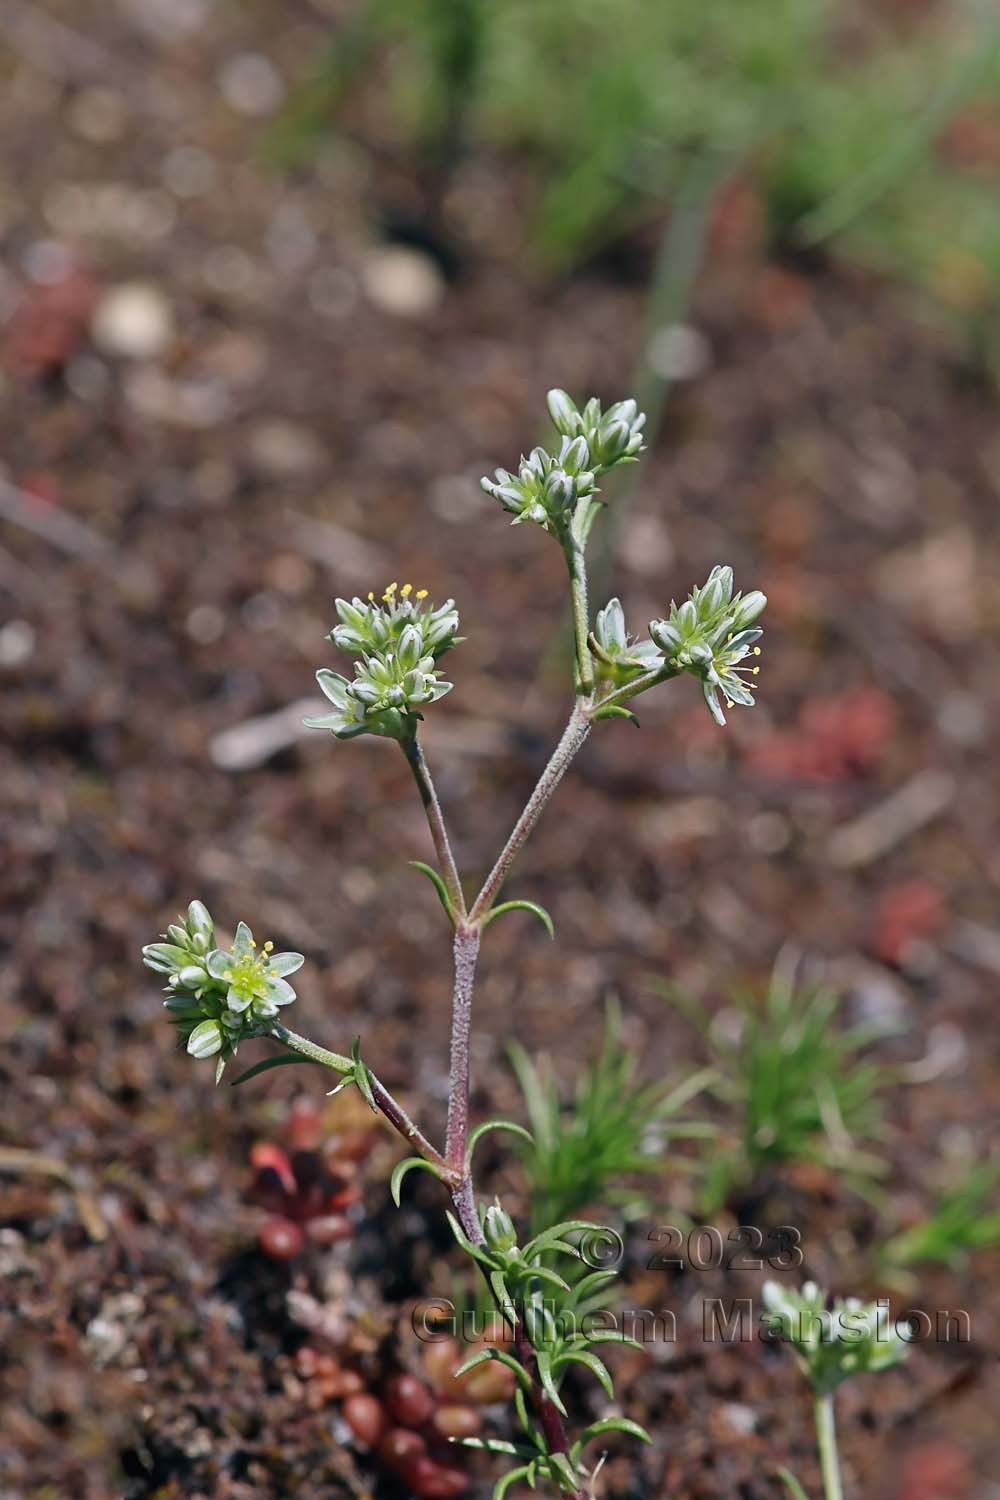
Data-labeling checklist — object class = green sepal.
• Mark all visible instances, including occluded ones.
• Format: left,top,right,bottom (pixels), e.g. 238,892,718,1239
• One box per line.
777,1469,810,1500
215,1055,227,1086
453,1347,532,1393
482,899,555,940
229,1052,326,1087
390,1155,449,1207
409,860,456,925
570,1416,652,1461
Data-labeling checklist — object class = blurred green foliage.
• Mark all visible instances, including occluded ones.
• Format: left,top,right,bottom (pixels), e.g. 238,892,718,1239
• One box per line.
270,0,1000,318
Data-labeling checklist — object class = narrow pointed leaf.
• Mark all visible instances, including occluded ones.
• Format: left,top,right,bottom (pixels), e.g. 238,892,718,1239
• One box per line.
390,1155,447,1207
494,1467,532,1500
453,1348,532,1393
467,1117,535,1170
554,1349,614,1399
777,1469,810,1500
351,1037,377,1113
482,899,555,940
576,1416,651,1448
229,1052,326,1087
409,861,456,924
534,1349,567,1416
445,1210,496,1269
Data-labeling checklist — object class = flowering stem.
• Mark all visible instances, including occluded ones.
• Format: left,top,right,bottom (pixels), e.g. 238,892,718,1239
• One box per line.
470,702,591,921
567,540,595,697
445,924,482,1169
402,734,467,919
272,1022,453,1180
813,1395,844,1500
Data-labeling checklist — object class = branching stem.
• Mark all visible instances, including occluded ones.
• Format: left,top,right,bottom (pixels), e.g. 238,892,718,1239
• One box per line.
403,733,467,919
272,1022,453,1180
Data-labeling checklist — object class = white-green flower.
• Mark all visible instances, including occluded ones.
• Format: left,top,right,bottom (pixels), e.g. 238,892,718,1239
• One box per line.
649,565,766,726
331,582,460,660
205,922,304,1020
308,583,459,742
591,597,661,688
546,389,646,469
762,1280,908,1395
480,437,596,533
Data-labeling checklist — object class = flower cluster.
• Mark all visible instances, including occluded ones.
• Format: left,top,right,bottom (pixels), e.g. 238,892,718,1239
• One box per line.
762,1280,908,1396
306,583,458,742
142,901,303,1075
480,437,596,533
331,583,460,660
479,389,646,538
649,564,766,725
546,389,646,469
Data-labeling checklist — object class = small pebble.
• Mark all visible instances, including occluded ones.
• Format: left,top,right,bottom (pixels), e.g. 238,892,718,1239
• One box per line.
162,145,216,198
248,419,327,478
362,246,445,317
67,87,128,144
647,323,712,382
91,282,174,359
186,605,225,644
218,53,286,117
0,619,36,666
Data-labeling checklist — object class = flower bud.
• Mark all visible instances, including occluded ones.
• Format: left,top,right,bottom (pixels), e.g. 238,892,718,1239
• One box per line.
185,900,214,944
698,565,733,616
187,1018,223,1058
483,1202,517,1254
559,435,590,476
597,419,630,462
546,387,579,436
732,590,767,627
543,469,575,509
178,964,207,990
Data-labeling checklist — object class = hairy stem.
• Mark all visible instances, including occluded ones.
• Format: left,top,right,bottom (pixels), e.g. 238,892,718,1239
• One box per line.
272,1023,453,1179
567,538,595,698
445,924,482,1168
470,703,591,921
814,1394,843,1500
403,734,467,919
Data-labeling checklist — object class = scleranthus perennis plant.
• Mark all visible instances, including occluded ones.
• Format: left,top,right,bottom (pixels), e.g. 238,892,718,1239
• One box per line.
763,1281,907,1500
142,388,767,1498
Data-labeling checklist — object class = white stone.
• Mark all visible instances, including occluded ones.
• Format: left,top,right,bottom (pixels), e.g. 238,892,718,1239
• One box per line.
91,282,174,359
361,245,445,317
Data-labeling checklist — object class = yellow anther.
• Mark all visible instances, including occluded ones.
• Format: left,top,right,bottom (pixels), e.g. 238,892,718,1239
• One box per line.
224,970,234,982
367,591,375,602
752,666,760,675
401,583,413,598
753,647,761,656
416,588,428,600
249,938,256,948
382,582,398,603
264,940,274,952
